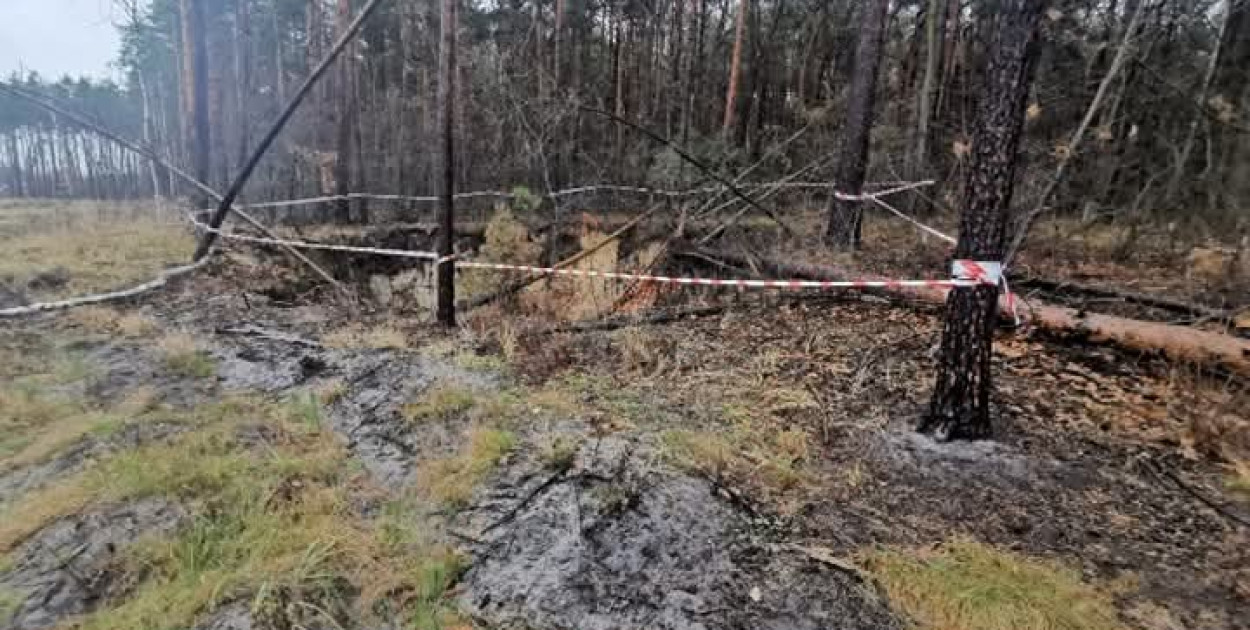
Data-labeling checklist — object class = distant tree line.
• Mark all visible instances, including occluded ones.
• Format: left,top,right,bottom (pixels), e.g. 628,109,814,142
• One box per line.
0,0,1246,233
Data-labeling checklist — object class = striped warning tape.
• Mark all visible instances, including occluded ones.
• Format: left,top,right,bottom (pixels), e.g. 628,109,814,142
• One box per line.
183,187,1022,323
188,219,441,260
187,215,1000,291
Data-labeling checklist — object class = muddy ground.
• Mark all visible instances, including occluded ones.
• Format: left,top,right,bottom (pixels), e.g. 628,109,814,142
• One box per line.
1,251,1248,630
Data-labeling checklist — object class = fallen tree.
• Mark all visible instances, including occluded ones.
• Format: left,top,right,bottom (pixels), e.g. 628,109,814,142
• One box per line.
681,247,1250,378
1014,275,1235,321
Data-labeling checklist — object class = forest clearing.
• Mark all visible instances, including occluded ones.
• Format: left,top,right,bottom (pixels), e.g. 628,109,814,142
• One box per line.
2,0,1250,629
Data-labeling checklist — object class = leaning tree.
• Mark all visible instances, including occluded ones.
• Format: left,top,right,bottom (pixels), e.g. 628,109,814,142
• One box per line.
921,0,1047,440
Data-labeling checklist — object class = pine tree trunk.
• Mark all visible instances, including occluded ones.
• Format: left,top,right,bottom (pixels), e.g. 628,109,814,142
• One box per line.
913,0,946,189
180,0,211,202
7,134,23,197
334,0,356,223
722,0,749,137
234,0,253,173
435,0,457,326
824,0,889,248
923,0,1046,441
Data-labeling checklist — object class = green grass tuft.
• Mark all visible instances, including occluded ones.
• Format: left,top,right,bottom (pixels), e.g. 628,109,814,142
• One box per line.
402,385,478,423
862,540,1128,630
418,428,515,509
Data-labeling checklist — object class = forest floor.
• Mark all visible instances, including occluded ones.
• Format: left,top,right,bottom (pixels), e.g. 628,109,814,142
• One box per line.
0,200,1248,630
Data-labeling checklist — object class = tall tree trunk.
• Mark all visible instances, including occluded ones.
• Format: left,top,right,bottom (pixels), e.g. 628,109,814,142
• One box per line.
722,0,749,137
613,15,626,170
234,0,253,172
554,0,566,88
180,0,211,204
334,0,356,223
1164,0,1230,203
913,0,947,190
824,0,889,248
683,0,707,141
923,0,1046,441
273,3,287,105
435,0,457,326
7,133,23,197
137,73,163,199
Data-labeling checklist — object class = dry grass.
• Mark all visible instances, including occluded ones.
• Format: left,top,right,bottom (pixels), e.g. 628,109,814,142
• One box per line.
157,332,216,378
402,385,479,423
66,306,160,338
416,427,516,509
662,425,811,495
1,410,123,474
321,324,409,350
661,397,814,499
314,379,349,406
0,200,192,300
862,540,1128,630
1227,461,1250,500
458,205,543,302
0,395,468,629
520,227,621,321
0,341,120,473
538,435,581,471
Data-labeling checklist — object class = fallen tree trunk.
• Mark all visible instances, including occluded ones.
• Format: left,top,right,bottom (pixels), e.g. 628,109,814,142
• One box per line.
1014,275,1234,321
682,247,1250,377
0,259,210,318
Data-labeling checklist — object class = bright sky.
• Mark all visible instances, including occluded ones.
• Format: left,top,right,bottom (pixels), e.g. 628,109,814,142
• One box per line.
0,0,124,81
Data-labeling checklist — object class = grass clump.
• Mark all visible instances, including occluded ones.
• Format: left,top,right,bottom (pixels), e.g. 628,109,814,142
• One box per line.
282,392,325,430
417,427,515,509
158,332,216,378
862,540,1128,630
0,347,124,471
539,435,581,471
662,414,811,497
453,351,508,373
1227,461,1250,500
402,385,478,423
66,306,159,338
0,588,19,624
322,325,408,350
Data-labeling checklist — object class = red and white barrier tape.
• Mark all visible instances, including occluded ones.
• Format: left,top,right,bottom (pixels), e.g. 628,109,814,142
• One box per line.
188,218,441,260
183,179,1024,324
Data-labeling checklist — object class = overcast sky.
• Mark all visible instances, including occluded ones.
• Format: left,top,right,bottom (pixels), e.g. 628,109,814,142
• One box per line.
0,0,124,81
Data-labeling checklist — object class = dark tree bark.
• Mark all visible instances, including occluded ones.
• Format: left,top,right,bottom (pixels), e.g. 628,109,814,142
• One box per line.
824,0,889,248
922,0,1046,441
334,0,357,223
435,0,457,326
